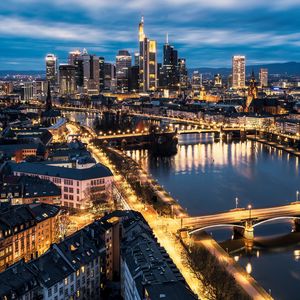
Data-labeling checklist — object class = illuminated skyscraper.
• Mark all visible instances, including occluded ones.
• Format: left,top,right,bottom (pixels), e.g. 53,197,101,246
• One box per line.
178,58,188,89
45,54,57,85
68,50,81,65
232,55,246,89
59,64,77,95
116,50,132,92
159,34,179,89
139,17,157,92
259,68,268,88
99,57,105,92
214,74,222,87
81,51,100,95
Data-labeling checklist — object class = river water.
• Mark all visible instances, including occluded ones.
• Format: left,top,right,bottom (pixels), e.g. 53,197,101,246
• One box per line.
127,133,300,300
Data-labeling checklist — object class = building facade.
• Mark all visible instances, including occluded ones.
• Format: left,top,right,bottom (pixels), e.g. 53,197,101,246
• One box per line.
0,202,60,272
232,55,246,89
46,54,58,85
59,64,77,95
9,162,113,209
139,17,157,92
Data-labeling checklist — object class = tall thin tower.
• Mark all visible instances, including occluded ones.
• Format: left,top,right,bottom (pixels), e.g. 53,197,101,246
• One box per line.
138,17,157,92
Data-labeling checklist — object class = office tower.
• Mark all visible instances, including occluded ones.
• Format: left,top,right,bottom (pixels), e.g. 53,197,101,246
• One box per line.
178,58,188,89
134,52,139,66
214,74,222,87
116,50,132,92
259,68,268,88
99,57,105,92
68,50,81,65
192,71,202,90
232,55,246,89
128,65,139,92
59,64,77,95
45,54,57,85
21,82,34,101
139,17,157,92
104,62,116,91
80,51,100,95
160,34,179,89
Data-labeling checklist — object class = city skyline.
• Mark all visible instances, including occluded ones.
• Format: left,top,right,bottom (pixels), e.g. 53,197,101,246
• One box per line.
1,0,300,70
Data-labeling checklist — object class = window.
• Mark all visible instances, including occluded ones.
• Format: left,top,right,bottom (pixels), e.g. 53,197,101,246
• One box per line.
64,187,68,193
48,288,52,297
59,287,63,296
64,278,68,285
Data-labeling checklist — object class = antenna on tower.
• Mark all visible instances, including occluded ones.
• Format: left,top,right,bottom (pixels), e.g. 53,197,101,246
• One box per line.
166,32,169,44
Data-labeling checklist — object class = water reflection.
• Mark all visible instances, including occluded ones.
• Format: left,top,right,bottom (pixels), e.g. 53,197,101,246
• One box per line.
128,133,300,299
128,133,300,215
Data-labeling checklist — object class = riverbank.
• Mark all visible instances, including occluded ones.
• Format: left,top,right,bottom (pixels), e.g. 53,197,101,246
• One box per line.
94,142,272,299
248,135,300,157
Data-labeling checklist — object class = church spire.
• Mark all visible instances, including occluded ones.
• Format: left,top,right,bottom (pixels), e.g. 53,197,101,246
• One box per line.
45,81,52,111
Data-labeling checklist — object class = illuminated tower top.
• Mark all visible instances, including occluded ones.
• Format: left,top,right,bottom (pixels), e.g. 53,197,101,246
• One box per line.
139,16,145,42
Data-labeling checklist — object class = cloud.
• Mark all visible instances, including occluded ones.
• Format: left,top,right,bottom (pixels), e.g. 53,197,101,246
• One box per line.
0,16,132,43
10,0,300,11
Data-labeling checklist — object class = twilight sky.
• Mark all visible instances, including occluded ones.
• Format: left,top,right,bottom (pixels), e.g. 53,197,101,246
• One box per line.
1,0,300,70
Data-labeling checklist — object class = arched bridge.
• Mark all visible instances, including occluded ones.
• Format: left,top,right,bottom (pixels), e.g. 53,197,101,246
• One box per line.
182,203,300,239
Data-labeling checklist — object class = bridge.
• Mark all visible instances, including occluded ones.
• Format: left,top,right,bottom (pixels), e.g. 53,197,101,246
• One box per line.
181,203,300,240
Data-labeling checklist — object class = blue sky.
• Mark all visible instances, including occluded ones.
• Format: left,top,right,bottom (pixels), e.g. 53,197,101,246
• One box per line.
1,0,300,70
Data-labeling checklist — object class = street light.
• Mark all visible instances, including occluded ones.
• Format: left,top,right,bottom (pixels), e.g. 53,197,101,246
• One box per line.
248,204,252,220
235,197,239,209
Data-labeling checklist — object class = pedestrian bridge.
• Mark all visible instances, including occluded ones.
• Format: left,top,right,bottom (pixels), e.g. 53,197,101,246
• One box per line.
181,203,300,240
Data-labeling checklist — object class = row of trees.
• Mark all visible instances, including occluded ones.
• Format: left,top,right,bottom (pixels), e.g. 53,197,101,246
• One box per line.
185,242,251,300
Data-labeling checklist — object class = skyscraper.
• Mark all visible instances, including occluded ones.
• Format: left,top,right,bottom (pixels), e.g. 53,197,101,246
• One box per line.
59,64,77,95
214,74,222,87
45,54,57,85
139,17,157,92
80,51,100,95
116,50,132,92
259,68,268,88
178,58,188,89
159,35,179,89
104,63,116,91
68,50,81,65
232,55,246,89
99,57,105,92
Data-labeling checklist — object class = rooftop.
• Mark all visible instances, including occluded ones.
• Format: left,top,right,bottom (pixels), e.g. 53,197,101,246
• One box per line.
7,161,113,180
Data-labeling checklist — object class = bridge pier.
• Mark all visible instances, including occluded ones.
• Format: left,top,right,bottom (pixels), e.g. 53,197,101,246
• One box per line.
244,225,254,240
293,218,300,232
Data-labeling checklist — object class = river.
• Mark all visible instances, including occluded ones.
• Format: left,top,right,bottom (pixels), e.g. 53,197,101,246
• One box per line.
127,133,300,300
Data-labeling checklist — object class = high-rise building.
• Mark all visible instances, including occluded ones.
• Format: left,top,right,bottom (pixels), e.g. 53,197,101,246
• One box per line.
104,62,116,91
80,51,100,95
232,55,246,89
178,58,188,89
68,50,81,65
159,35,179,89
134,52,139,66
116,50,132,92
59,64,77,95
259,68,268,88
192,71,202,91
45,54,57,85
99,57,105,92
214,74,222,87
21,82,35,101
139,17,157,92
128,65,139,92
